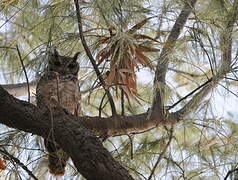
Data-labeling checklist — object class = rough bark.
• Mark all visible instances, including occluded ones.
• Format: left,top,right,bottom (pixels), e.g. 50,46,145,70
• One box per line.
0,85,133,180
0,84,179,135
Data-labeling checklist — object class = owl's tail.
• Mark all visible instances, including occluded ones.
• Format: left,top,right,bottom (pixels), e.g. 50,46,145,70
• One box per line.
44,139,69,177
48,149,69,176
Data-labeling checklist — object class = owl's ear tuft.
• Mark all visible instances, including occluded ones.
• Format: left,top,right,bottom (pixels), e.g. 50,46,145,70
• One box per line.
73,52,80,61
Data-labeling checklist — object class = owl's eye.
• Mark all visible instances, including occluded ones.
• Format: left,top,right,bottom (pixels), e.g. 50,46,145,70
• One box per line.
68,63,77,69
54,61,61,66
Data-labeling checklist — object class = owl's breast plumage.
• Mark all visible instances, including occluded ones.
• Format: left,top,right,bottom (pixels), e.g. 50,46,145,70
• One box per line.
36,73,81,116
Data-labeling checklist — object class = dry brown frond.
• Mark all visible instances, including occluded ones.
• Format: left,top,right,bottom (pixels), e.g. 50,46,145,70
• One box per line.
96,17,160,102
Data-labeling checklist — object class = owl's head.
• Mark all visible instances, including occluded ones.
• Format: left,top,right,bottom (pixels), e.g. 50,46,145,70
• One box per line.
48,50,80,76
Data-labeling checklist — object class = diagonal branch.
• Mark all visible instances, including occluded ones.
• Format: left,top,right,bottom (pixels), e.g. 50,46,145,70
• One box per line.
224,168,238,180
74,0,117,116
152,0,197,116
16,45,30,103
175,0,238,117
168,78,212,110
0,148,38,180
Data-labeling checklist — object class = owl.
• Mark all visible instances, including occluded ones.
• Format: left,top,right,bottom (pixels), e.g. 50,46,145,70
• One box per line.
36,49,81,176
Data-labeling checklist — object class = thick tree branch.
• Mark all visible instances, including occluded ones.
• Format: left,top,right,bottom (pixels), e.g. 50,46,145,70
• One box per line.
0,84,181,179
0,85,133,180
152,0,197,117
0,84,179,136
74,0,117,116
175,0,238,116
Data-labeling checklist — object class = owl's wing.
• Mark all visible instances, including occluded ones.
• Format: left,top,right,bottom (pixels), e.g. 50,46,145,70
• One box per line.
36,74,60,109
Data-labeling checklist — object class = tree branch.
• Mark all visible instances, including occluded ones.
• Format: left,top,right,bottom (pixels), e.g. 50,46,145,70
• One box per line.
0,83,179,137
16,45,30,102
74,0,117,116
224,167,238,180
0,85,133,180
152,0,197,117
0,84,181,179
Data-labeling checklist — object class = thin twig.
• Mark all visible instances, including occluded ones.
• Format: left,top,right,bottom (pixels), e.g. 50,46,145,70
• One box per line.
2,81,36,96
192,29,215,76
0,1,30,29
127,134,134,159
95,1,111,28
98,92,107,117
224,168,238,180
168,78,212,110
121,88,125,115
0,46,16,50
0,149,38,180
85,101,110,117
16,45,30,103
147,126,173,180
74,0,117,116
218,82,238,99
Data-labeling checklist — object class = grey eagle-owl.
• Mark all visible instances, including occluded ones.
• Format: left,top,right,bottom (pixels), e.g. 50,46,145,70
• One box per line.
36,50,81,176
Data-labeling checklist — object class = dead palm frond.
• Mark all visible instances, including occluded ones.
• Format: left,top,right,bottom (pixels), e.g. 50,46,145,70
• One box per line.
96,17,160,103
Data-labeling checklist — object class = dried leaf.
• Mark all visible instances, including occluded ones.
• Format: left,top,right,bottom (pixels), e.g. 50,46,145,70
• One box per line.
128,76,137,90
128,43,137,57
97,37,111,45
0,158,6,171
96,48,111,65
135,49,154,69
127,17,154,34
137,45,160,52
110,44,121,66
107,67,116,85
133,34,160,43
119,68,134,74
